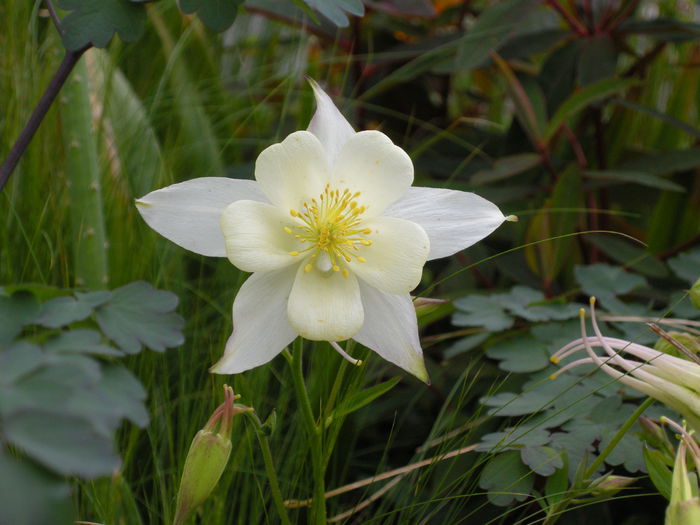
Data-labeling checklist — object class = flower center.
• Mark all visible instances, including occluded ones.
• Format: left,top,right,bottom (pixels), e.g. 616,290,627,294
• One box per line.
285,184,371,277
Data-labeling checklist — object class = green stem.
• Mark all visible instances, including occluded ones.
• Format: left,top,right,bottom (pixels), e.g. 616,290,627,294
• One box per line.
584,396,654,479
542,396,655,525
242,410,292,525
284,340,326,524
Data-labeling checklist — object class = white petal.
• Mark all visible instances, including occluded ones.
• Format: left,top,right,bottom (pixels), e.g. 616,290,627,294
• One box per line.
255,131,330,210
210,266,298,374
287,264,363,341
348,217,429,295
353,282,428,382
384,187,506,260
307,79,355,165
135,178,267,257
221,200,300,272
332,131,413,216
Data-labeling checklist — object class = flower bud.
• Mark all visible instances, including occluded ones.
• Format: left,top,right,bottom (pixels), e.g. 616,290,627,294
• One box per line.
173,385,245,525
589,475,636,498
690,278,700,310
665,437,700,525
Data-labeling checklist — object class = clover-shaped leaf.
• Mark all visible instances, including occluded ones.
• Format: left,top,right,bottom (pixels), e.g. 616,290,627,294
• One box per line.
0,291,41,345
521,446,563,476
668,247,700,284
302,0,364,27
57,0,147,50
95,281,184,354
179,0,244,32
479,451,534,507
452,295,514,331
486,335,550,373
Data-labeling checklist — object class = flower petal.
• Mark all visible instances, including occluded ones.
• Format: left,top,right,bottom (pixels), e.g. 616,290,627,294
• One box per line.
210,266,298,374
135,177,267,257
384,187,506,260
307,79,355,165
255,131,330,210
332,131,413,216
348,217,429,295
221,200,300,272
353,282,428,383
287,264,363,341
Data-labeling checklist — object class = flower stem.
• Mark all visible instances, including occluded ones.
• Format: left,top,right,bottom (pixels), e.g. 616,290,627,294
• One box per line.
584,396,654,479
285,339,326,524
542,396,655,525
242,410,292,525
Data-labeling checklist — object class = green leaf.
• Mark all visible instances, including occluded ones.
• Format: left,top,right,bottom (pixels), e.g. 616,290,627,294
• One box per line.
574,264,647,304
521,446,563,476
586,236,669,278
329,377,401,423
471,154,541,185
452,296,514,331
486,336,550,373
479,451,535,506
494,286,580,322
95,281,185,354
35,295,94,329
544,461,569,507
43,329,123,357
178,0,244,32
0,342,44,384
4,411,120,478
57,0,147,50
443,333,490,360
0,291,41,345
481,391,555,417
577,34,617,86
302,0,364,27
544,78,637,142
643,446,673,500
668,248,700,284
618,148,700,175
615,99,700,141
0,455,73,525
477,427,551,452
585,169,686,192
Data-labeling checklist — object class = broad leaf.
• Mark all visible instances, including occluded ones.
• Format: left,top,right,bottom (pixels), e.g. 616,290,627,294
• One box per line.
0,291,41,344
5,411,120,478
57,0,147,50
486,336,550,373
96,281,184,354
179,0,244,32
585,169,685,192
668,248,700,283
479,451,534,506
302,0,364,27
452,296,513,331
521,446,563,476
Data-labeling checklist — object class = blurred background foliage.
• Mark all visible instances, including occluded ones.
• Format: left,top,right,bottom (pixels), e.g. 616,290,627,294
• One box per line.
2,0,700,523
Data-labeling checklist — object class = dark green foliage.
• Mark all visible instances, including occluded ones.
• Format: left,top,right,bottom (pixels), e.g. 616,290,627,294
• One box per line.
0,283,183,524
178,0,244,32
57,0,147,50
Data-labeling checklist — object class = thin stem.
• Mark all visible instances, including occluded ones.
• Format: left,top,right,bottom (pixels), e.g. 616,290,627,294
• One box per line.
542,396,655,525
45,0,63,33
544,0,588,36
242,410,292,525
285,340,326,524
0,46,89,191
584,397,655,479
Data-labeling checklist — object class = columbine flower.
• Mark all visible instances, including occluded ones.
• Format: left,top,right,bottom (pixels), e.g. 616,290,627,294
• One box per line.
136,80,509,381
551,297,700,433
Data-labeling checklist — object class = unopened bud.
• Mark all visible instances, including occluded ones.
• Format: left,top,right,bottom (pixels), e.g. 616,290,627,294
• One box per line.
589,475,636,498
690,278,700,310
412,296,448,318
639,417,673,451
173,385,245,525
654,332,700,361
665,440,700,525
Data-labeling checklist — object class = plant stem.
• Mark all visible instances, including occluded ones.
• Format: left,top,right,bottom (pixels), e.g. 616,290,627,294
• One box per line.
542,396,655,525
583,396,654,479
0,46,89,191
242,411,292,525
285,340,326,524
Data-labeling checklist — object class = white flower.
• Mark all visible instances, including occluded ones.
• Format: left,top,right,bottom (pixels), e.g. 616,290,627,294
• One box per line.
136,80,508,381
551,297,700,433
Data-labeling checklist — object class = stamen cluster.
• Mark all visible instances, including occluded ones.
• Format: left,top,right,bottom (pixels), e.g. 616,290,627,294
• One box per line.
285,184,372,277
